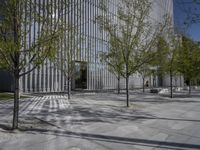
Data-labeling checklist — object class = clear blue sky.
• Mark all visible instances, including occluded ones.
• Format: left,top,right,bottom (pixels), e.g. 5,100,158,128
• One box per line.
174,0,200,41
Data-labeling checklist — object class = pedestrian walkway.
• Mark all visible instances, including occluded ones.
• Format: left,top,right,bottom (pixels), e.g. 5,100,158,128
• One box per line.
1,93,200,150
0,95,70,125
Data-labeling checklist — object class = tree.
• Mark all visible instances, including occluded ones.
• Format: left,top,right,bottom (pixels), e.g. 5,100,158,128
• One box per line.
156,32,181,98
138,65,151,93
56,25,81,99
97,0,168,107
177,36,200,95
165,33,180,98
0,0,66,129
152,36,169,87
99,36,124,94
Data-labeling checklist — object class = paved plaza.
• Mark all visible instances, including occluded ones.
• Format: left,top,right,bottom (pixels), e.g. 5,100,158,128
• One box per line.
0,90,200,150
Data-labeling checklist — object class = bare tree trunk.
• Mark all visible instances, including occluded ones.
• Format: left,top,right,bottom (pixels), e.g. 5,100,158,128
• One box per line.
170,71,173,98
12,75,19,129
175,77,177,87
179,75,182,87
67,77,71,99
153,75,156,87
143,77,145,93
126,76,129,107
189,80,191,95
12,1,21,129
117,75,120,94
150,76,152,88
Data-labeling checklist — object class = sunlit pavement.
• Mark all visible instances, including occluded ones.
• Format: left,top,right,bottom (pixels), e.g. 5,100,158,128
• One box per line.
1,90,200,150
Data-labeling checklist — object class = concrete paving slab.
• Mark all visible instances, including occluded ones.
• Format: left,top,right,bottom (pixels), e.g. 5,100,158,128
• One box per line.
1,90,200,150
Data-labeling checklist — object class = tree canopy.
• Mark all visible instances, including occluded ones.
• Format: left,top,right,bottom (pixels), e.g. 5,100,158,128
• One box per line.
97,0,170,106
0,0,68,129
177,36,200,90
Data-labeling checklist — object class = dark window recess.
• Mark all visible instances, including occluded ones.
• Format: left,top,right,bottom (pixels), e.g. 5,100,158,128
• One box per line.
74,61,87,89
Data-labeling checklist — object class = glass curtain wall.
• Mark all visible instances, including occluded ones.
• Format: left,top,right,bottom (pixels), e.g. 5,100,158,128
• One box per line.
20,0,174,92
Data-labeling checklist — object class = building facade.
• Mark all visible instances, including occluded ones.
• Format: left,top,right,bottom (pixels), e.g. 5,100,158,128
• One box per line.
0,0,175,93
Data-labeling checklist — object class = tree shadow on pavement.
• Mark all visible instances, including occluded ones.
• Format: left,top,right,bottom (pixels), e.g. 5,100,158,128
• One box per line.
160,94,200,99
0,124,12,131
67,105,200,124
133,94,200,104
74,92,200,105
19,127,200,150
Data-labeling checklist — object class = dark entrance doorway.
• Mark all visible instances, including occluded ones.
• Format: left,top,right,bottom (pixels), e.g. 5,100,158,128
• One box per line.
73,61,87,89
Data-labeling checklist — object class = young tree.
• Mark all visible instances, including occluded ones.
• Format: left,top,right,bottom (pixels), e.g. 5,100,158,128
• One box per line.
152,36,169,87
138,65,151,93
56,26,80,99
100,36,124,94
156,32,181,98
166,34,180,98
97,0,168,107
0,0,66,129
177,36,200,95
